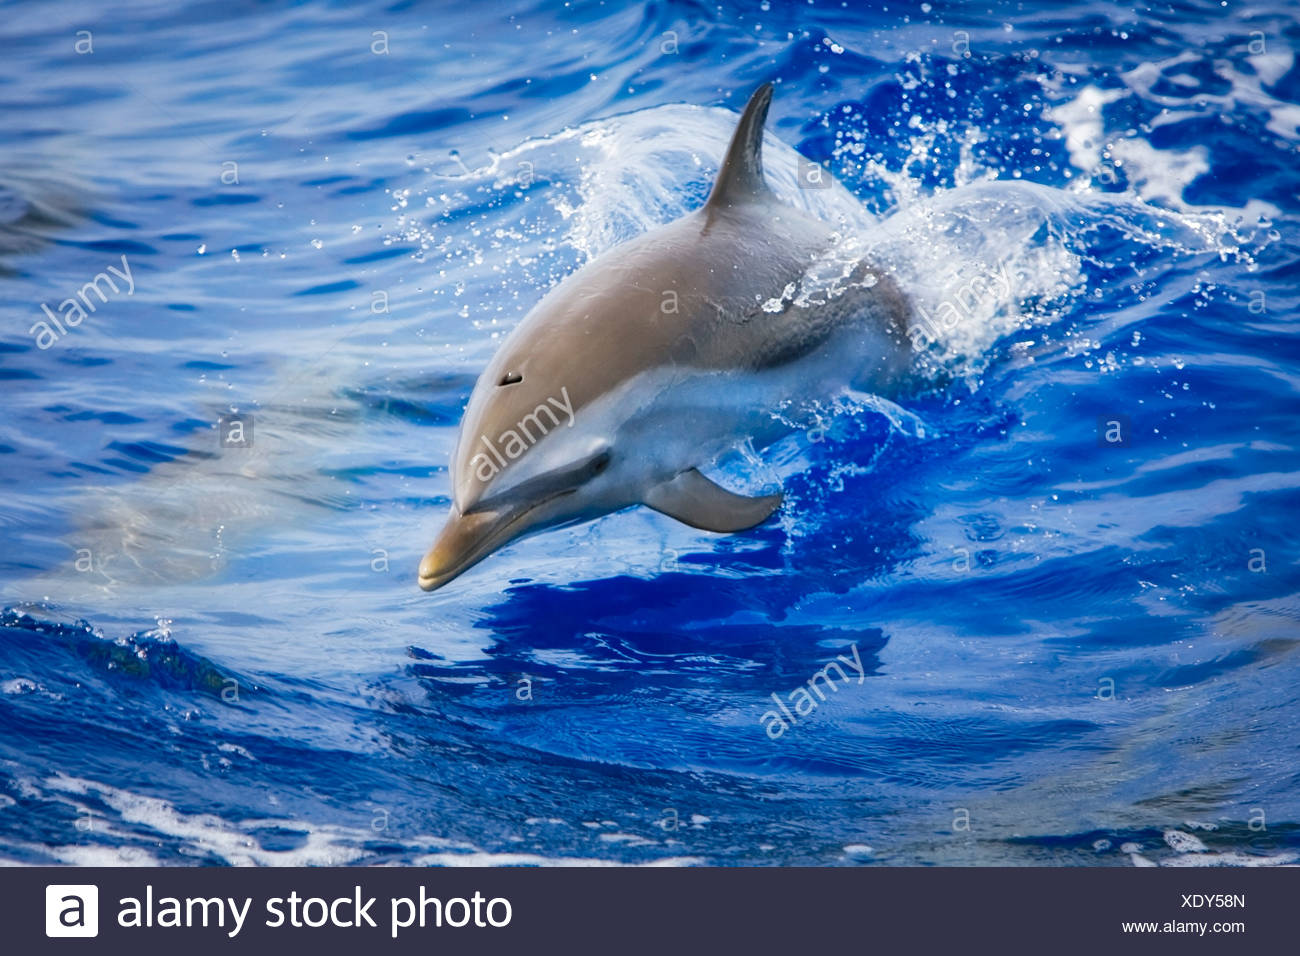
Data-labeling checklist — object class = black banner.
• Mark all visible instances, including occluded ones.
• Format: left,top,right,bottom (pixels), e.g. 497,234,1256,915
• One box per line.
11,866,1293,953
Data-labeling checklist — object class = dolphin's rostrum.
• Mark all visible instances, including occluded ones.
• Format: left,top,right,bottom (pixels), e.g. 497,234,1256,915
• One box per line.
419,82,912,591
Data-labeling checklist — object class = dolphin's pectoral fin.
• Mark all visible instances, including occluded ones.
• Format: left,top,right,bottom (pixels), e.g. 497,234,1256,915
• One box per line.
643,468,782,533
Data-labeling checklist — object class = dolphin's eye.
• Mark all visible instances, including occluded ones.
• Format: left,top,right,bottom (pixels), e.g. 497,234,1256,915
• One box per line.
588,451,611,476
498,372,523,386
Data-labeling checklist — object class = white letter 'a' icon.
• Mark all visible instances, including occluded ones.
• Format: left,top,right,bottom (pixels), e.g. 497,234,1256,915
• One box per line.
45,885,99,937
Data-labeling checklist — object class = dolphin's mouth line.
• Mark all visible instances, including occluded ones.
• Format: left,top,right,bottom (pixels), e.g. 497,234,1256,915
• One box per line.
419,488,578,590
466,484,576,527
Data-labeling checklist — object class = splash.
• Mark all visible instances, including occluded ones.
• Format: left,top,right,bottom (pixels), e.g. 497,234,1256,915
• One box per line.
13,83,1269,613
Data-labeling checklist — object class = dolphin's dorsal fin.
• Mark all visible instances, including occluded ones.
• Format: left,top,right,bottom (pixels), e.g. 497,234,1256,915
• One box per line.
643,468,782,532
705,82,775,210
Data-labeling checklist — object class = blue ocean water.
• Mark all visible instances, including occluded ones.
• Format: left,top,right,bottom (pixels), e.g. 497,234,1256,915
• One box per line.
1,0,1298,866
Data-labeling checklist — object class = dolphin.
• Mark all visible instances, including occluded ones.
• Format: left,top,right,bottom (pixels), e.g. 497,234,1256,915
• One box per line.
418,82,913,591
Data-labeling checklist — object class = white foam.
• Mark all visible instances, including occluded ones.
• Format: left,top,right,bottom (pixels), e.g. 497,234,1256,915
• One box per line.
1107,139,1210,211
1119,830,1299,867
48,844,160,867
1045,50,1296,215
4,774,699,868
411,851,703,867
1164,828,1208,853
1159,850,1299,867
39,780,405,868
1044,85,1124,176
422,102,877,269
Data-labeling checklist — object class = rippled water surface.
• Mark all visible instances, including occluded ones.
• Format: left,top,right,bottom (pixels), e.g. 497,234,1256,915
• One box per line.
2,0,1299,865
